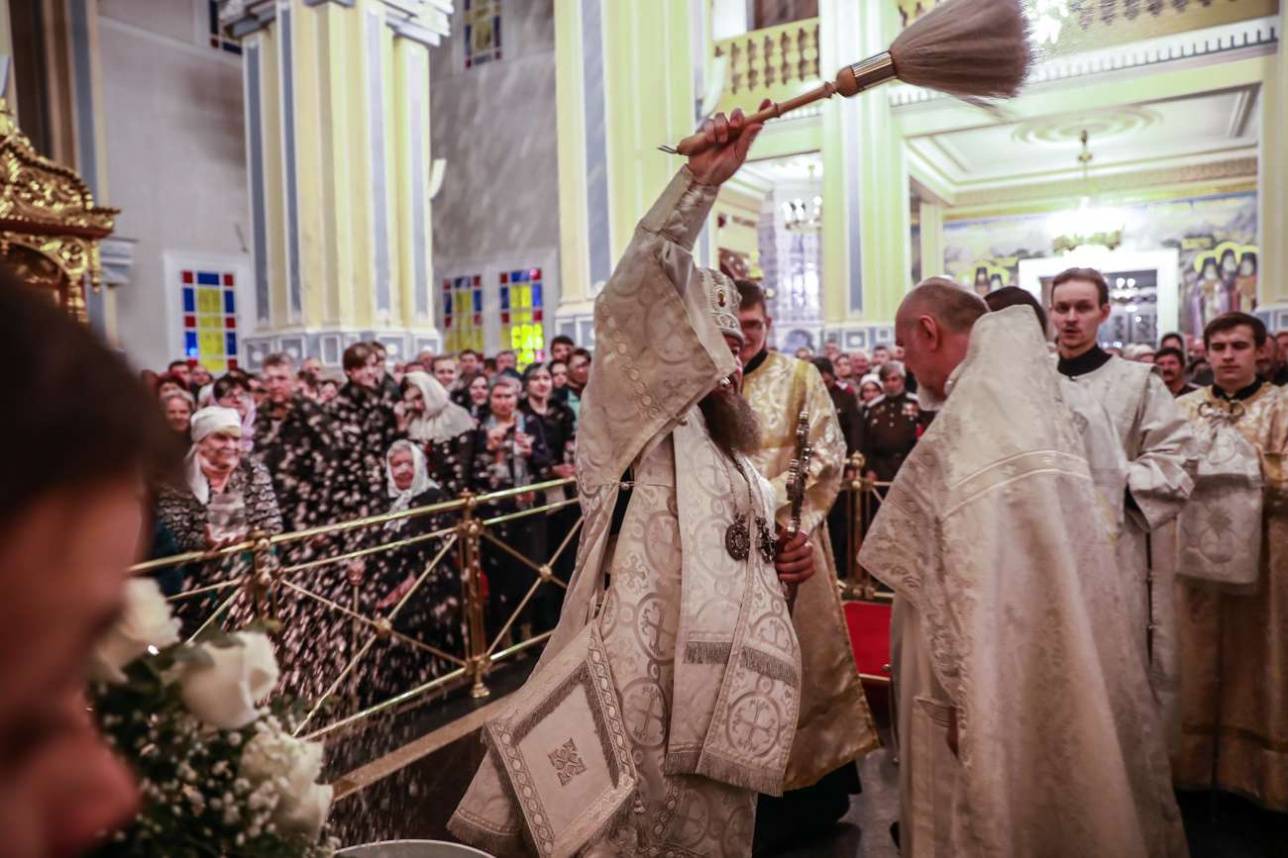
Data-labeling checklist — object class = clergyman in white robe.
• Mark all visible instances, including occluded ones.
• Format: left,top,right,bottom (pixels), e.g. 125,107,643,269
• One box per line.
862,305,1188,858
1058,348,1195,716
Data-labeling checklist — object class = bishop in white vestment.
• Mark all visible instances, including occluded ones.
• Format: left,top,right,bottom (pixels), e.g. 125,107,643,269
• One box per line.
451,112,838,857
862,282,1188,858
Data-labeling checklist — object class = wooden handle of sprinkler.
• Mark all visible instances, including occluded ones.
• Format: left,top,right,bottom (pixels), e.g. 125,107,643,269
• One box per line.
672,67,860,157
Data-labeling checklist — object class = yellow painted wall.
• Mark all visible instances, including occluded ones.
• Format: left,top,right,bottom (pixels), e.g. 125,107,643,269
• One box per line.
601,0,698,263
1262,12,1288,307
554,0,593,308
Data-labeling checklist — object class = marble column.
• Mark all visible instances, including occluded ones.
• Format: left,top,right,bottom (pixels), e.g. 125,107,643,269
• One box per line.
1259,3,1288,320
552,0,705,345
918,199,945,280
818,0,910,348
222,0,449,368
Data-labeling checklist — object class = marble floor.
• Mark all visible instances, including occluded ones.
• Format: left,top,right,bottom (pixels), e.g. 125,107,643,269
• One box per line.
330,666,1287,858
770,747,901,858
768,748,1288,858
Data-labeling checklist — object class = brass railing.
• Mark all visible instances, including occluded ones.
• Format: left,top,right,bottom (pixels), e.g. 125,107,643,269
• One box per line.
134,462,891,751
839,452,893,602
132,478,581,744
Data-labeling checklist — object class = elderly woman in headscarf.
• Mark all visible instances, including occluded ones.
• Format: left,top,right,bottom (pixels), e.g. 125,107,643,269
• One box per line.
351,439,465,707
153,407,282,626
468,376,552,639
155,406,282,551
395,370,476,496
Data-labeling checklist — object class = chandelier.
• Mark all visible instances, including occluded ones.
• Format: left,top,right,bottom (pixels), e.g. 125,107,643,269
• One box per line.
781,160,822,233
1049,129,1125,254
782,194,822,233
1025,0,1070,47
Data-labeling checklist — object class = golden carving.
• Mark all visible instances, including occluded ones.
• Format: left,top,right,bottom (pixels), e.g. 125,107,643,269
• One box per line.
0,106,116,322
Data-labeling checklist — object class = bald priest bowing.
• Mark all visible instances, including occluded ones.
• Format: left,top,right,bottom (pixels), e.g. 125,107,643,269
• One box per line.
859,280,1187,858
451,107,854,858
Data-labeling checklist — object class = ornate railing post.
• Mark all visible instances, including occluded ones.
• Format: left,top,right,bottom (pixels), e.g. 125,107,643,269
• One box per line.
847,453,872,600
248,530,277,624
458,492,491,699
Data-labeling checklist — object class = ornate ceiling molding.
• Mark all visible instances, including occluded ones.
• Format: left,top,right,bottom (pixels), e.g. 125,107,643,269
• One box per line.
220,0,452,43
946,155,1257,218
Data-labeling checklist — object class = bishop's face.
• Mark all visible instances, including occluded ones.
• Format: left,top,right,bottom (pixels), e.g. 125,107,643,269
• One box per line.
723,333,745,390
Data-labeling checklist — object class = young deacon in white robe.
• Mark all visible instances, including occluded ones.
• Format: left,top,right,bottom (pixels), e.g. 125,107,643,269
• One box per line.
861,280,1187,858
1051,269,1195,716
1168,313,1288,812
450,108,836,858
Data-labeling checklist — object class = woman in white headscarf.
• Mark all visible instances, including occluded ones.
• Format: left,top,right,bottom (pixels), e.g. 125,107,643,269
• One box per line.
857,373,883,408
395,370,476,495
155,406,282,552
352,439,464,706
153,406,283,632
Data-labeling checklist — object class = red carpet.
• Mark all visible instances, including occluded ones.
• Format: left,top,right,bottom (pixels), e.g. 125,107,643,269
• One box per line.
844,599,892,727
844,599,891,682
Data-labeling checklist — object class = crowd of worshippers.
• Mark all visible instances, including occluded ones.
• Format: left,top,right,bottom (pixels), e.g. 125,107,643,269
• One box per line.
135,337,592,698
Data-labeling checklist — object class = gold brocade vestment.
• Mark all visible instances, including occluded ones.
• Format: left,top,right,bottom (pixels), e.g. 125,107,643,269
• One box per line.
1173,383,1288,810
742,350,879,788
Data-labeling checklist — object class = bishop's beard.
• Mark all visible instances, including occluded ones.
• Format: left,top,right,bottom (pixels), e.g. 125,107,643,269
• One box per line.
700,383,762,458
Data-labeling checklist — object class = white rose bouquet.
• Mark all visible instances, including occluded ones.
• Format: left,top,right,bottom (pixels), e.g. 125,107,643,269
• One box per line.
89,579,337,858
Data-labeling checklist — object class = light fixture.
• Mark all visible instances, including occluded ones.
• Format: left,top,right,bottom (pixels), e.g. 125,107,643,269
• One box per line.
782,195,823,232
1049,129,1125,254
781,161,822,233
1025,0,1070,48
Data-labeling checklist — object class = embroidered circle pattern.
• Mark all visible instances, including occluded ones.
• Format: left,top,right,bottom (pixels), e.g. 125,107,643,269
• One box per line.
621,679,668,748
726,692,783,757
633,593,677,662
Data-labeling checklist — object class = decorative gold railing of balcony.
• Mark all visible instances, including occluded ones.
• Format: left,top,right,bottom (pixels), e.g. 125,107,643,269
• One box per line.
712,18,821,115
131,464,891,797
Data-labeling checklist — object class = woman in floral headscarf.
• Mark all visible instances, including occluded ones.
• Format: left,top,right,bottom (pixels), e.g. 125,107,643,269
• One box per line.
334,439,462,718
395,370,476,495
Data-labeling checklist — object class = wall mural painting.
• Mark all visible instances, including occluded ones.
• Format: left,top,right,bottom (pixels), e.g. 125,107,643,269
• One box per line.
1187,240,1258,335
943,191,1258,336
